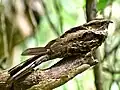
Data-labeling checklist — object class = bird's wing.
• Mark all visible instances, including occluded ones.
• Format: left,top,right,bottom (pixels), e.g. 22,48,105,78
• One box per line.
60,25,87,38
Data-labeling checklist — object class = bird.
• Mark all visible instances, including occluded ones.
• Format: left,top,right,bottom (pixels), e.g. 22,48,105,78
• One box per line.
21,19,112,57
7,19,113,85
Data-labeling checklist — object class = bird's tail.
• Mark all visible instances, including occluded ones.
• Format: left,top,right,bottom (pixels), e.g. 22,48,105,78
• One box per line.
22,47,47,56
8,47,48,76
7,47,49,86
7,54,49,86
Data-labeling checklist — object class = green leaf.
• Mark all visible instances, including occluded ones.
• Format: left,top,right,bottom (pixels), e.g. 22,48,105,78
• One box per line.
97,0,109,11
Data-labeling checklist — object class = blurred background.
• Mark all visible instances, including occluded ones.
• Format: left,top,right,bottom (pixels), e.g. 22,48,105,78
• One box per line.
0,0,119,90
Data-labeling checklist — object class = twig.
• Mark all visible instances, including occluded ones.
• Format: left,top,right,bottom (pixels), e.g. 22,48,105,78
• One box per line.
86,0,97,22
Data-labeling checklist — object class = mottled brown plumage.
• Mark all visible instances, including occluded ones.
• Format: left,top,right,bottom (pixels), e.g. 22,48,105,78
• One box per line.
22,19,112,59
7,19,113,85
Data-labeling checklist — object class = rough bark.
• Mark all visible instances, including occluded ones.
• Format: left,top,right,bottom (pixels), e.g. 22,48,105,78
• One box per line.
0,54,97,90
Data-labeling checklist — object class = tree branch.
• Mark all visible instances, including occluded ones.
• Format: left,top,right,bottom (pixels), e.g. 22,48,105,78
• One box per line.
0,54,98,90
86,0,103,90
86,0,97,22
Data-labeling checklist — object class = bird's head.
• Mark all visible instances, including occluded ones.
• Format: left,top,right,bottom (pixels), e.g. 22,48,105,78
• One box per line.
83,19,113,30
